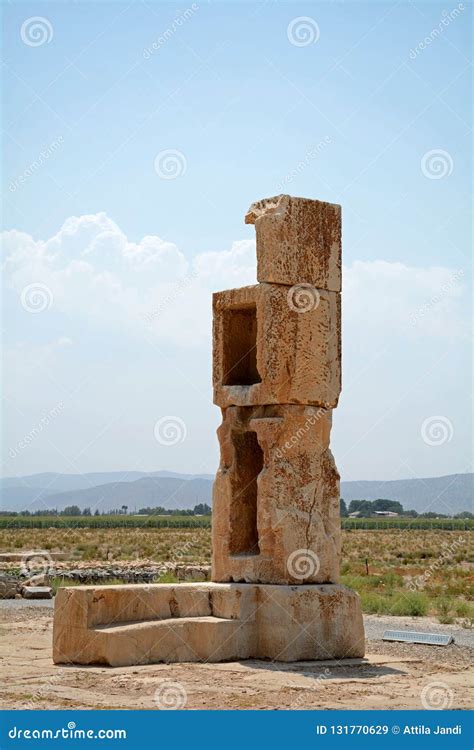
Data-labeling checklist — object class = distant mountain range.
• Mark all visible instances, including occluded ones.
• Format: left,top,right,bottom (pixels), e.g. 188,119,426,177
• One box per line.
0,471,472,515
341,474,472,515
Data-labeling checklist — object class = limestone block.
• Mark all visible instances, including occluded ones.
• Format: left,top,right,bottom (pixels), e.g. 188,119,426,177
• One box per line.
245,194,341,292
255,584,365,660
95,616,247,666
53,583,256,666
53,624,101,666
0,574,19,599
213,282,341,408
21,586,53,599
52,582,364,666
56,584,213,630
212,405,341,585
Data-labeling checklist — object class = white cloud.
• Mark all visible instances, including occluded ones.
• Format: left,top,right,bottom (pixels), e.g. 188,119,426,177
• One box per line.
2,213,256,347
4,336,72,375
1,213,468,348
344,260,468,343
1,214,470,479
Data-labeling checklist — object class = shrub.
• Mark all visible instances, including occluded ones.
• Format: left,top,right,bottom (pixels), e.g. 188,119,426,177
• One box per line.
359,592,386,614
436,597,455,624
453,600,472,618
389,592,429,617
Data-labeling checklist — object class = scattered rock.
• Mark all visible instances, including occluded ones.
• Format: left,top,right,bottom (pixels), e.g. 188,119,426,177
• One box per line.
175,565,210,581
0,563,212,589
22,586,53,600
23,573,50,587
0,574,19,599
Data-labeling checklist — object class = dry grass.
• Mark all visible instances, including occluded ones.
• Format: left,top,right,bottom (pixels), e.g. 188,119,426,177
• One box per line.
0,527,210,564
1,527,472,623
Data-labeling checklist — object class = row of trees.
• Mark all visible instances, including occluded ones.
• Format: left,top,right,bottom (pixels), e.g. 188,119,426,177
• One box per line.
339,498,472,519
2,501,470,520
2,503,212,517
137,503,211,516
340,498,405,516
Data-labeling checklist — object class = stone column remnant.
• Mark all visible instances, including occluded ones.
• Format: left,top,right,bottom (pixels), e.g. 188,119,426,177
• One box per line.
52,195,364,667
212,194,343,586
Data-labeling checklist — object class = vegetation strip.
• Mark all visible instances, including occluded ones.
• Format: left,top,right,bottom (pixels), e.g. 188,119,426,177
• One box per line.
0,516,472,530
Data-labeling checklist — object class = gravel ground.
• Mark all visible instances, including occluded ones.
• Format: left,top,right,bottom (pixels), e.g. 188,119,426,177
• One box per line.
1,603,472,710
0,598,54,610
364,613,474,648
1,599,472,645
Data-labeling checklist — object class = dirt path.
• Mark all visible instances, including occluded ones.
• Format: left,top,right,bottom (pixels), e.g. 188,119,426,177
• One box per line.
0,605,472,710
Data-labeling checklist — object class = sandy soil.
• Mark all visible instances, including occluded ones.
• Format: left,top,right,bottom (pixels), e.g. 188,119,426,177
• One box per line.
0,604,472,711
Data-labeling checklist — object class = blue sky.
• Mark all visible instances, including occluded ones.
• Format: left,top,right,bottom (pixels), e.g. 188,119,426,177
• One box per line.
1,0,472,483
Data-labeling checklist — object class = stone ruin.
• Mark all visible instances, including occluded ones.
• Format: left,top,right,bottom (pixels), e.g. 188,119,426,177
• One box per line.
53,194,365,667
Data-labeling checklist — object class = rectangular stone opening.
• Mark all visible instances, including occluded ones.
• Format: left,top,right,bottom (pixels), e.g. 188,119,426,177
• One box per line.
222,304,261,386
229,430,262,556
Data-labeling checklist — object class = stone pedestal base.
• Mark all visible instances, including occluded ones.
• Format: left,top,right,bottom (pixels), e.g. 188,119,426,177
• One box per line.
53,582,364,667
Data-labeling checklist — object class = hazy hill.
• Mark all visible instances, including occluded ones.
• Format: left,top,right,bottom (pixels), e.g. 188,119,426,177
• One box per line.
0,471,214,510
340,473,472,515
0,475,213,513
0,470,213,491
0,472,471,515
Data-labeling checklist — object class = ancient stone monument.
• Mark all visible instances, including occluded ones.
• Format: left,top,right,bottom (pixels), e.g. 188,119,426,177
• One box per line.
53,195,364,667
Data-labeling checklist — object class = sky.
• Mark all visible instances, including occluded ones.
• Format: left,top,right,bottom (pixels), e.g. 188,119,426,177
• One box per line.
1,0,472,483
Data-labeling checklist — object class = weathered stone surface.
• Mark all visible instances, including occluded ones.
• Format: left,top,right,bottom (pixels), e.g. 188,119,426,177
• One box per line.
22,586,53,599
213,283,341,408
53,583,255,666
212,405,340,585
256,584,364,660
53,583,363,666
23,573,50,587
245,194,341,292
175,564,210,581
0,574,19,599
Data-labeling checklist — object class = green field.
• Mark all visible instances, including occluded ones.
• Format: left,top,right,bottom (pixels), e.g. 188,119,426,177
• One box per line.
0,515,211,529
342,517,473,531
0,515,471,530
